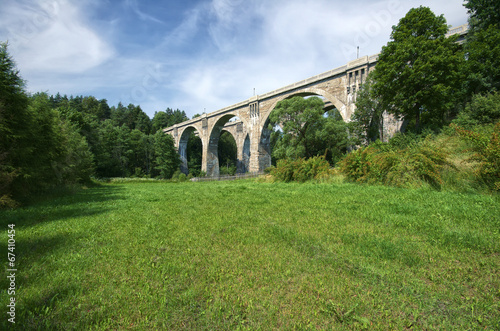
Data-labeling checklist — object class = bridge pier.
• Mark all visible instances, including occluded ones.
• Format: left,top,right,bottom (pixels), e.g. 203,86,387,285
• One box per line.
166,53,381,177
204,135,219,177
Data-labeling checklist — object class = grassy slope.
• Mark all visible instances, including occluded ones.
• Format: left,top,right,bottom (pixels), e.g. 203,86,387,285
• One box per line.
0,181,499,330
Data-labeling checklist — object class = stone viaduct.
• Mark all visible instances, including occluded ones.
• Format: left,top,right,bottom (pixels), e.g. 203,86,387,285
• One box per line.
163,23,469,177
164,53,380,177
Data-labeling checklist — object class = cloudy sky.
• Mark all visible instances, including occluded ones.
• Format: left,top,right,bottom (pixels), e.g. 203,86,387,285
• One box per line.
0,0,468,119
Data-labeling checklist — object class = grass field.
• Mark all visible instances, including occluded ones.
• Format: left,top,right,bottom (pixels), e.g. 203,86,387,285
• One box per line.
1,180,499,330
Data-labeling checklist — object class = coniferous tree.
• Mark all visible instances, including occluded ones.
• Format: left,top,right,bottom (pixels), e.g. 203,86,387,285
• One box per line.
0,42,29,206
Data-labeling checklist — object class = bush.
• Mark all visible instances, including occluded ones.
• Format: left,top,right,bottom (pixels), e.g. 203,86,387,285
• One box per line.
454,92,500,128
219,165,236,176
452,122,500,191
171,170,188,182
271,156,331,183
338,136,451,189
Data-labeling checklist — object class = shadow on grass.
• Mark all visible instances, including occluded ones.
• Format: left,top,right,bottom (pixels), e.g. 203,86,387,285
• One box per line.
0,184,125,229
0,185,126,329
0,233,80,330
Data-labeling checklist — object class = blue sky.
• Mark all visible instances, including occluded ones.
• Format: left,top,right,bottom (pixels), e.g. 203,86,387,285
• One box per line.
0,0,468,119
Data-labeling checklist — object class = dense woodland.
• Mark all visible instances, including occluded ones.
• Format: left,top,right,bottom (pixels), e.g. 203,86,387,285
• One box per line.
1,0,499,207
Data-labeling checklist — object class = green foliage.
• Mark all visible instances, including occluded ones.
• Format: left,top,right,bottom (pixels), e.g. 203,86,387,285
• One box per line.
352,75,384,143
271,156,331,183
339,136,452,189
21,94,94,190
218,130,237,173
151,108,188,133
269,96,350,164
454,92,500,127
219,165,237,176
53,114,95,185
171,170,188,182
452,122,500,191
110,103,152,134
463,24,500,95
53,94,188,180
0,44,95,206
464,0,500,32
0,42,29,206
153,131,180,179
186,132,203,176
371,6,464,132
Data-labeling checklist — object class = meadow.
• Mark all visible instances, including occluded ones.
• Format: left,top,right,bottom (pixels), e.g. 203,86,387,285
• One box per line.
0,180,499,330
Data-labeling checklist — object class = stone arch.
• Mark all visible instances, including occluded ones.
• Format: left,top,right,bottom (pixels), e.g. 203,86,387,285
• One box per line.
218,129,238,174
178,124,203,175
256,87,347,172
260,87,346,127
206,114,241,176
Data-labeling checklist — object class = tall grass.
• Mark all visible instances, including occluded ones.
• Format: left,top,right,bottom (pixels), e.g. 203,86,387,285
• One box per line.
0,181,499,330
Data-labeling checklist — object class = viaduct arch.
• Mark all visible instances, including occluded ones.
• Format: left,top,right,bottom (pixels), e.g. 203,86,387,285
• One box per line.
165,54,378,176
164,25,469,177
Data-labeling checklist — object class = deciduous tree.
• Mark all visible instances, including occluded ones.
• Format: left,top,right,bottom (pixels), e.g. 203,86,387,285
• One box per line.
269,96,350,165
153,131,180,179
371,6,464,132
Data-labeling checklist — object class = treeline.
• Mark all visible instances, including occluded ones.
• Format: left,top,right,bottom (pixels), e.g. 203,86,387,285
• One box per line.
0,42,191,207
51,95,188,178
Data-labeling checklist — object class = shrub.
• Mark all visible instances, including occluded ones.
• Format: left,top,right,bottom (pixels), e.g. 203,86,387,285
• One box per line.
171,170,182,180
219,165,236,176
452,122,500,191
339,136,451,189
454,92,500,128
271,156,331,183
272,159,296,182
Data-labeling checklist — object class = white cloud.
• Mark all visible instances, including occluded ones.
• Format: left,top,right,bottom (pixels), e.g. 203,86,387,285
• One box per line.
170,0,468,118
0,0,469,119
0,0,114,74
126,0,165,25
160,7,203,47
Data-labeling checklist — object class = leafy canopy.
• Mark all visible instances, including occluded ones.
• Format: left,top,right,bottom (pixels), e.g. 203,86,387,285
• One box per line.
464,0,500,32
371,6,464,132
351,75,385,143
462,0,500,95
268,96,350,165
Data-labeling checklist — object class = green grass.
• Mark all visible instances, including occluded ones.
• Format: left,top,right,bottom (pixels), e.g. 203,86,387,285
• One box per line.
1,180,499,330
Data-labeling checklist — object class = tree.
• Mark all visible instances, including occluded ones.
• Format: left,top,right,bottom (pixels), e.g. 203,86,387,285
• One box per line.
151,111,169,133
269,96,350,165
371,6,464,132
464,0,500,32
0,42,29,206
153,131,180,179
464,26,500,95
218,131,237,175
186,132,203,176
26,93,94,187
462,1,500,96
151,108,188,132
352,75,385,143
